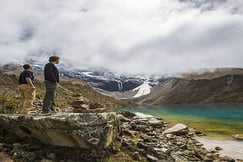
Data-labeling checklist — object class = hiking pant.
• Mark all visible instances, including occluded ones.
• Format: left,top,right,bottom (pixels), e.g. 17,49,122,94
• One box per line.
18,84,35,114
43,81,57,112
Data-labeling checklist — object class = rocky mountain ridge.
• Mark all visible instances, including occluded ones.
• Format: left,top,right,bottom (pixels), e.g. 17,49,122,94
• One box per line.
136,74,243,105
1,63,243,106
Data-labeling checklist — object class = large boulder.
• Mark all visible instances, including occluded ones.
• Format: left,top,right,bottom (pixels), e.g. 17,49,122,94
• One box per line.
0,113,119,149
163,123,189,135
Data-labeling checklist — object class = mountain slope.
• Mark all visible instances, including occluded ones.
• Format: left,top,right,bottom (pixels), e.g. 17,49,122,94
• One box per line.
137,74,243,105
61,69,144,92
0,64,127,113
2,64,243,106
183,68,243,80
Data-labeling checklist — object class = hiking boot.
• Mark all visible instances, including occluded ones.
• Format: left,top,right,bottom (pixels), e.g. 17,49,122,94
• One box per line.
50,106,55,112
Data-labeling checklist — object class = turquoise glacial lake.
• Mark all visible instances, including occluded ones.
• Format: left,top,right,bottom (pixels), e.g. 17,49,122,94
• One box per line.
111,104,243,137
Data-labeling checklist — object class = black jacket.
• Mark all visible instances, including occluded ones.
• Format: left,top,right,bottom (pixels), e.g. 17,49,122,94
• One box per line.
19,70,34,85
44,63,59,83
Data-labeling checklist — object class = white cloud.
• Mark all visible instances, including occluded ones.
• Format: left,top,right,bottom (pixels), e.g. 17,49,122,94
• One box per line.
0,0,243,74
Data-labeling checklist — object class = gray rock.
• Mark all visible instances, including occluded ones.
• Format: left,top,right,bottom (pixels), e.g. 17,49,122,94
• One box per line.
117,114,131,122
47,153,56,160
195,142,203,146
0,143,4,151
11,149,37,162
205,152,218,160
121,138,136,151
12,143,21,149
81,104,90,109
170,151,188,162
141,134,153,143
71,100,85,108
119,111,136,118
148,118,164,128
0,113,118,149
137,142,148,150
123,128,137,137
133,151,142,161
215,146,223,151
220,156,235,162
109,146,120,154
41,159,54,162
147,154,159,162
163,123,189,135
194,130,206,136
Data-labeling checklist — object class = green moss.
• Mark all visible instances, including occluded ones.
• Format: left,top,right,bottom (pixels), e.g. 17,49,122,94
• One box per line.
107,155,135,162
35,91,43,99
103,140,146,162
156,114,243,138
0,95,18,113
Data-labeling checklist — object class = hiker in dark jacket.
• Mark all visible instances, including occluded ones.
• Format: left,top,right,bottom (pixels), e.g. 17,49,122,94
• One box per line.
18,64,35,114
42,56,60,113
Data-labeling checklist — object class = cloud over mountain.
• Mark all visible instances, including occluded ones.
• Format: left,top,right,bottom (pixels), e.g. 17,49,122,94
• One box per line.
0,0,243,74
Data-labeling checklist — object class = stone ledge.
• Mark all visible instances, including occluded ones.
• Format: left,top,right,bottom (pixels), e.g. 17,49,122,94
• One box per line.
0,113,118,149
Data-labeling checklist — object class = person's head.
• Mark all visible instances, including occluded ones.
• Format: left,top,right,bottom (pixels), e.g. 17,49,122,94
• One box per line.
23,64,32,71
49,56,60,64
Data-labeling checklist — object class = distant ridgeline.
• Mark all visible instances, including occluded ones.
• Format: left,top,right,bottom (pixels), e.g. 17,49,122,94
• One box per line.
135,74,243,105
1,63,243,106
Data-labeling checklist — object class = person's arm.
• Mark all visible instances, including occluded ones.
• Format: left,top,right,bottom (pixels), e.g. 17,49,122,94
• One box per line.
51,65,57,82
25,77,35,90
55,66,59,83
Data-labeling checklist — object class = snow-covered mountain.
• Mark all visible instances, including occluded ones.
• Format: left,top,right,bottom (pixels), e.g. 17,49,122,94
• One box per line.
0,62,169,98
55,64,171,98
4,62,243,103
59,68,166,98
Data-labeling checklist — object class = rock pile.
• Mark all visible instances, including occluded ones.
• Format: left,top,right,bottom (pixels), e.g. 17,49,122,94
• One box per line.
71,96,107,113
117,111,239,162
29,95,107,114
0,111,240,162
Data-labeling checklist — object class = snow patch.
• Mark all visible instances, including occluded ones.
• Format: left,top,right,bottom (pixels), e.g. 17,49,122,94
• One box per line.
133,81,152,98
81,71,110,81
82,72,95,78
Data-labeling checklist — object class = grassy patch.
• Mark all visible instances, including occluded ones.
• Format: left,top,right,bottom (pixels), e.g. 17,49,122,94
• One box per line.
0,95,18,113
156,114,243,138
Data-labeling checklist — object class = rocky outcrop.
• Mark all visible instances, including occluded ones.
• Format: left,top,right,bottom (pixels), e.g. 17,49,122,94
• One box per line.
0,113,118,149
0,112,239,161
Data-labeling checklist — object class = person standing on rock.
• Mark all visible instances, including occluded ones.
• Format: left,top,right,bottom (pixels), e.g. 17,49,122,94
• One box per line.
42,56,60,113
18,64,36,114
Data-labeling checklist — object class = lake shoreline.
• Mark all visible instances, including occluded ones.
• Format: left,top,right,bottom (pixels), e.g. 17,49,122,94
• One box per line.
111,104,243,138
196,136,243,160
110,104,243,159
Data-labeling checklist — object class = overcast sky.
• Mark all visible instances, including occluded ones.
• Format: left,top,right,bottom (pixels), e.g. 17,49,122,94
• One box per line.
0,0,243,74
